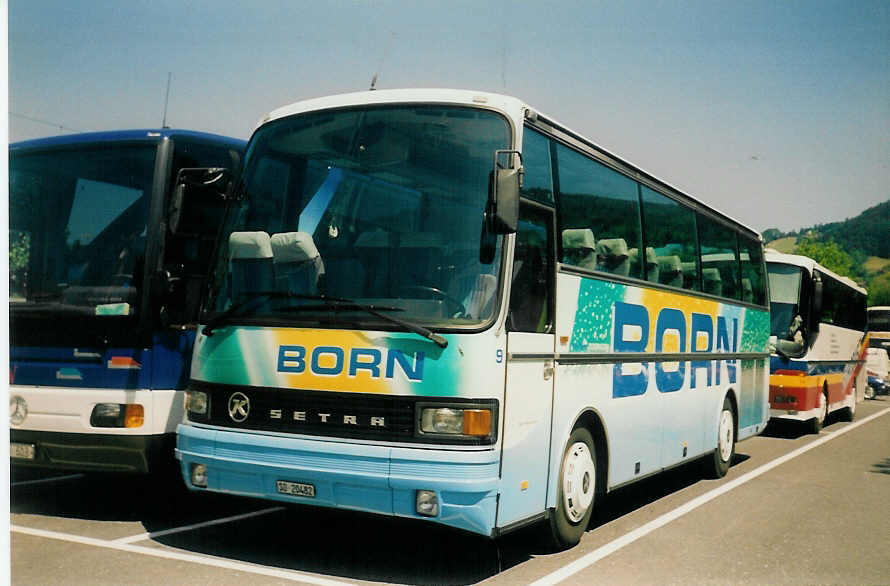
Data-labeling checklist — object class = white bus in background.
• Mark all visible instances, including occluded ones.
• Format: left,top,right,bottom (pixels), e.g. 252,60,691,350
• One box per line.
175,89,771,548
867,306,890,350
865,307,890,397
766,250,867,432
864,347,889,398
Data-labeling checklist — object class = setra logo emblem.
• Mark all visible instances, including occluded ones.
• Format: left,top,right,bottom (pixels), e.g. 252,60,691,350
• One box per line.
227,392,251,423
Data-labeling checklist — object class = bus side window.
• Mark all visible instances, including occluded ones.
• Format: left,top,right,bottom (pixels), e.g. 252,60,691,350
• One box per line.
640,186,700,291
521,128,554,204
508,206,553,333
739,235,767,306
555,143,643,278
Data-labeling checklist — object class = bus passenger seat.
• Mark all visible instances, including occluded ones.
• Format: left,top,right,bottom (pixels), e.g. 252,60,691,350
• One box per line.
596,238,629,276
644,247,659,282
270,231,325,295
561,228,596,270
703,268,722,296
461,274,497,319
629,247,659,282
741,278,753,303
658,255,683,288
229,231,274,304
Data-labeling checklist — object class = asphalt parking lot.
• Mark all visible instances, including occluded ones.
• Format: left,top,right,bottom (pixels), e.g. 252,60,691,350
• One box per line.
10,398,890,585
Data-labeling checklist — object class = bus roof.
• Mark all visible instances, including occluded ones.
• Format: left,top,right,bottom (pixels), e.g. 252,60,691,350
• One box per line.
258,88,761,239
765,248,867,295
10,129,245,152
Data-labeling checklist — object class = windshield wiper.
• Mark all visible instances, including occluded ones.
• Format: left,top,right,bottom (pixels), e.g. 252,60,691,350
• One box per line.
204,291,448,348
282,299,448,349
203,291,302,336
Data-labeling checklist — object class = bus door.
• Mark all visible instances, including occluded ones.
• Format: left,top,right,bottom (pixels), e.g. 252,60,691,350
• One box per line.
498,202,556,529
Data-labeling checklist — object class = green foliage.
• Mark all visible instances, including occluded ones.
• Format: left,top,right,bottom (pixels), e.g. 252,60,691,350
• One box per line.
9,230,30,272
869,273,890,306
819,201,890,258
795,238,856,278
761,199,889,300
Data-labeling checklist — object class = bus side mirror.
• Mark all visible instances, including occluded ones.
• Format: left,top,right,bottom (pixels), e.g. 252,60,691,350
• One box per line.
487,150,522,234
169,167,233,235
810,274,823,333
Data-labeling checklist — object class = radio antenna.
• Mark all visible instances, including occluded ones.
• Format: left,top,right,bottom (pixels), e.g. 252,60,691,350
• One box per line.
369,32,396,90
161,72,172,128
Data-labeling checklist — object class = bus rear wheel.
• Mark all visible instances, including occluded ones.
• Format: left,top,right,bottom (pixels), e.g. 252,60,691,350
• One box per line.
548,427,596,549
705,397,735,479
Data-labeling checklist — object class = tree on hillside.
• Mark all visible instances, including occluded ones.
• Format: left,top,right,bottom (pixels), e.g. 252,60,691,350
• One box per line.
795,238,856,278
761,228,783,242
868,273,890,306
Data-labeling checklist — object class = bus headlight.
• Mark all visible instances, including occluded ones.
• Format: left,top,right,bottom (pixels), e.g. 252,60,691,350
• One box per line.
418,404,495,439
90,403,144,428
185,390,209,417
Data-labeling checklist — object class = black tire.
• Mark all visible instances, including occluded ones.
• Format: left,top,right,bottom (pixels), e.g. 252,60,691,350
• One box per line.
809,389,828,434
705,397,735,479
548,427,596,549
840,392,856,422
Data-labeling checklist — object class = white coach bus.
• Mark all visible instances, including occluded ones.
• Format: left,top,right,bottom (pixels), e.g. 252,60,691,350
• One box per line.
176,89,771,548
767,250,867,432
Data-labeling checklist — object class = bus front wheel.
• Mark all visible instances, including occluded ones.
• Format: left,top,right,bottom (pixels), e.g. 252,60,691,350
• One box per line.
549,427,596,549
809,389,828,434
705,397,735,479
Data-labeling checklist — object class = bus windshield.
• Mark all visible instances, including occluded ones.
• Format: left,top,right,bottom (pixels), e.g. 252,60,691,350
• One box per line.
9,144,155,316
767,262,804,338
206,105,510,329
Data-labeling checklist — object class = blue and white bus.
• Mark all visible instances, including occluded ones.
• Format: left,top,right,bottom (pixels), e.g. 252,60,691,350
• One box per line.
176,90,770,547
9,129,245,474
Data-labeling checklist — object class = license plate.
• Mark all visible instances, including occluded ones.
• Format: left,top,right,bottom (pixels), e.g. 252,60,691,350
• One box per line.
276,480,315,498
11,442,36,460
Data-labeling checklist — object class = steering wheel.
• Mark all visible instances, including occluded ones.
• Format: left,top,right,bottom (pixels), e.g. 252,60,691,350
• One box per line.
400,285,466,317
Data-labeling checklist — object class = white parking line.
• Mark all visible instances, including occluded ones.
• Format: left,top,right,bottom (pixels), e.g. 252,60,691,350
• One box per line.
11,474,84,488
113,506,285,544
530,406,890,586
12,524,358,586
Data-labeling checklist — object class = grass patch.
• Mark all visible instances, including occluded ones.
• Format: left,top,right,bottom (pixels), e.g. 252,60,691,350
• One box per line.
766,237,798,254
864,256,890,275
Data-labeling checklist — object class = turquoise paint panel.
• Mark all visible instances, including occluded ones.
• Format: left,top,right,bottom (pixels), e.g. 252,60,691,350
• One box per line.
570,279,625,351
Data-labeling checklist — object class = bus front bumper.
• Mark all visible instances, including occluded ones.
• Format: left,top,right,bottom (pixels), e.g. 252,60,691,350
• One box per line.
176,424,500,536
10,428,174,473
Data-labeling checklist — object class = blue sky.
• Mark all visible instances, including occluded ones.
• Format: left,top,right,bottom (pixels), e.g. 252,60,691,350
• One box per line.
8,0,889,232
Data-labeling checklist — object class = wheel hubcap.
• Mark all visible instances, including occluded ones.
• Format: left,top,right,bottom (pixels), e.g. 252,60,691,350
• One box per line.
562,441,595,523
819,395,827,423
718,410,734,462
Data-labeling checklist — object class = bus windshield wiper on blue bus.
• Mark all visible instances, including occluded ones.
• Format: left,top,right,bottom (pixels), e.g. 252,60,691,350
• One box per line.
203,292,448,348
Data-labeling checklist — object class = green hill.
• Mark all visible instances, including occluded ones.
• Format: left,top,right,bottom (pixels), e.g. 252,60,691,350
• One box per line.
762,199,890,305
811,200,890,258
